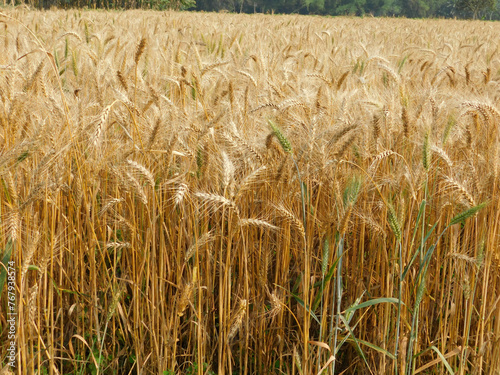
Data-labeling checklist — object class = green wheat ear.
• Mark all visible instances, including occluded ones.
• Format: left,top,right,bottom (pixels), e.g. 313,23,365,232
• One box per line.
450,202,488,226
422,131,430,171
268,119,292,153
387,202,402,242
343,175,362,207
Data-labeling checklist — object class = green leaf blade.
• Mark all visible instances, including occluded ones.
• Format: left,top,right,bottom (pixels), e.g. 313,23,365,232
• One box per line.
345,297,402,314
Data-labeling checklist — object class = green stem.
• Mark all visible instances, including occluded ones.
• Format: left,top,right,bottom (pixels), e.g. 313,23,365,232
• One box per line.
394,241,402,375
332,236,344,375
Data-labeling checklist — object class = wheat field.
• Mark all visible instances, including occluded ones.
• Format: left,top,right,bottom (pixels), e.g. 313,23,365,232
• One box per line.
0,8,499,375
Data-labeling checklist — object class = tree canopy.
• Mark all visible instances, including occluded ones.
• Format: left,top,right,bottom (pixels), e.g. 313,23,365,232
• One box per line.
5,0,500,19
196,0,500,19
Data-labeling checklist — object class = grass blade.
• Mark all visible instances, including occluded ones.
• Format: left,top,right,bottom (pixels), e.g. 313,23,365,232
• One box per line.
345,297,402,314
402,222,438,280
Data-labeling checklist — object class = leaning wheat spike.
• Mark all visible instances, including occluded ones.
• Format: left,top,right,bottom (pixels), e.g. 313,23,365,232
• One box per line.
335,133,357,159
293,346,303,374
105,242,131,250
356,212,386,237
159,93,175,107
307,73,332,86
20,183,47,212
228,299,248,341
265,289,283,319
268,80,284,98
431,146,453,168
93,103,113,147
49,95,66,120
106,282,126,322
422,132,430,171
201,60,230,76
221,151,235,191
250,102,279,113
314,85,325,113
378,63,400,83
430,97,438,122
147,84,160,107
387,203,402,241
177,281,194,317
23,60,44,92
228,81,234,109
402,105,410,138
60,31,82,43
243,85,249,115
29,149,57,185
99,198,124,217
446,70,456,87
483,67,491,84
446,252,478,266
164,133,179,161
185,231,214,262
147,118,161,149
6,172,18,206
229,132,264,164
493,146,500,182
194,192,239,216
5,209,20,242
236,165,267,197
239,218,279,231
134,37,146,65
449,202,488,226
28,283,38,328
117,70,128,91
192,71,202,97
468,162,481,196
258,248,272,288
462,274,471,300
336,71,349,90
367,55,391,66
463,102,489,124
273,204,305,242
372,113,381,143
462,101,500,124
124,171,148,205
37,74,47,97
441,176,476,207
236,70,257,87
268,119,292,153
474,102,500,122
265,132,284,157
278,99,308,114
274,151,292,182
326,123,357,149
21,230,40,283
414,97,426,122
465,63,471,85
338,205,354,236
174,183,189,208
465,122,473,148
126,159,155,188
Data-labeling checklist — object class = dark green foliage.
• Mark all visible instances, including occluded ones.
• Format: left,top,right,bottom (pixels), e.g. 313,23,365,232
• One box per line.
192,0,500,20
336,0,367,15
455,0,495,19
8,0,500,19
16,0,195,11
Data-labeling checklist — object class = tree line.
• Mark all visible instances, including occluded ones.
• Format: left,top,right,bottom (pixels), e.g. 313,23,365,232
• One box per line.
3,0,499,20
197,0,497,20
196,0,498,20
